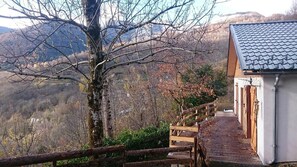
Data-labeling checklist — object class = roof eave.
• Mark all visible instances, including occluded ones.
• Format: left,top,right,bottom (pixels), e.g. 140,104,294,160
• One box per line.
229,25,247,70
243,70,297,75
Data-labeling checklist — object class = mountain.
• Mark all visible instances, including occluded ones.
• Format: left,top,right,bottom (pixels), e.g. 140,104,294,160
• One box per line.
0,21,163,63
214,11,291,25
222,11,264,19
0,26,12,34
0,23,87,62
0,12,291,65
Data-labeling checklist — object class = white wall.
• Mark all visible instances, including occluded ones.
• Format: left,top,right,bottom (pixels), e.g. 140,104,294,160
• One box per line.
234,75,297,164
234,77,265,163
263,75,297,163
262,76,275,164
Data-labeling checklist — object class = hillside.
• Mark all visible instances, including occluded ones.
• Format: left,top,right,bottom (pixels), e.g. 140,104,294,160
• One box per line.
0,22,163,64
1,11,286,67
0,26,12,34
0,23,87,62
0,72,83,118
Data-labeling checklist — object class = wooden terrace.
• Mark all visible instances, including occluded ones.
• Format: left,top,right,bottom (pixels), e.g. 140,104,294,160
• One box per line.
168,101,264,167
198,111,264,167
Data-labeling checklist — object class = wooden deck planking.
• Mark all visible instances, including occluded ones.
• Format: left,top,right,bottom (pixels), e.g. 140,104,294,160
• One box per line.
199,111,264,166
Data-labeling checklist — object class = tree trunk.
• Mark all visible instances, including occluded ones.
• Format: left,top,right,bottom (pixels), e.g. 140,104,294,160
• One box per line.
144,65,159,127
82,0,104,148
150,90,159,127
87,79,104,148
102,80,113,138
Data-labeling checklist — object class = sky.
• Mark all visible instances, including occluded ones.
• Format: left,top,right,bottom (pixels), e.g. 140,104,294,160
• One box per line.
215,0,293,16
0,0,294,29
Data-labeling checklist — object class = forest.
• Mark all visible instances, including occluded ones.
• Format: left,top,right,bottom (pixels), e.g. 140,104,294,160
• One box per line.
0,0,296,160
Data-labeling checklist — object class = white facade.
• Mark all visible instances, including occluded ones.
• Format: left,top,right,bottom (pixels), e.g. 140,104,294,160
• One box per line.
234,75,297,165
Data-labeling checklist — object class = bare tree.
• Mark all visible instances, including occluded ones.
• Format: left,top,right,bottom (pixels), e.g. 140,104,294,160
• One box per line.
0,0,216,148
287,0,297,19
0,114,38,157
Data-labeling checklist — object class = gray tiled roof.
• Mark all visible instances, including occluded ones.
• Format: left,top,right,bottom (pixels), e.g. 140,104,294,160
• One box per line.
230,21,297,71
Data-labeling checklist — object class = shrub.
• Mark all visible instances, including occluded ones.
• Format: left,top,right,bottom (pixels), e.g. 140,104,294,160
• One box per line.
103,122,169,162
104,122,169,149
182,64,228,107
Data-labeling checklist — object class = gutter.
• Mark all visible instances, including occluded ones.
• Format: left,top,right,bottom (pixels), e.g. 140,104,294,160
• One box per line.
269,74,281,165
244,71,297,75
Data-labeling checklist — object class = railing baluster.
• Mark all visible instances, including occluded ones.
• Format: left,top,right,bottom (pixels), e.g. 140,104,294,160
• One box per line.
194,137,198,167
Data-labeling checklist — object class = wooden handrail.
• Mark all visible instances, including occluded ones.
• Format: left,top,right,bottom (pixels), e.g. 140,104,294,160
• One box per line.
181,102,213,115
126,146,192,156
0,145,125,167
172,100,217,126
124,158,192,167
0,145,194,167
170,125,199,132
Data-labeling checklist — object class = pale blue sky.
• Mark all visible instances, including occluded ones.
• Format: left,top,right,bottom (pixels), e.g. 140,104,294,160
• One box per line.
0,0,294,29
215,0,293,16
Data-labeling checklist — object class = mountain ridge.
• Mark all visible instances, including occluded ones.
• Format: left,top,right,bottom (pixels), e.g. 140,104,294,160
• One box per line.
0,26,12,34
0,12,292,64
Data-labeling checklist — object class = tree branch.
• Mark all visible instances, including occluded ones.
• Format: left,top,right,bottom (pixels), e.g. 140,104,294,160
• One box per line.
4,70,86,85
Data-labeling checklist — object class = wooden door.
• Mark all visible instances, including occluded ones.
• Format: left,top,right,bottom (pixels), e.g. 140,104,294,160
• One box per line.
241,85,252,138
241,87,248,136
250,86,258,152
246,86,251,139
235,83,239,115
240,87,244,126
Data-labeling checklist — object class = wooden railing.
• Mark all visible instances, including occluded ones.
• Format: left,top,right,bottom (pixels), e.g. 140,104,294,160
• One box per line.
169,125,200,148
0,145,195,167
125,146,193,167
169,101,217,148
168,101,217,166
0,145,125,167
173,100,217,126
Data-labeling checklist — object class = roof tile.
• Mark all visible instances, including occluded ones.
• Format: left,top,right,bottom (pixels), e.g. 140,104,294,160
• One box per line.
278,64,284,70
230,21,297,71
268,64,278,70
259,60,267,65
283,64,294,69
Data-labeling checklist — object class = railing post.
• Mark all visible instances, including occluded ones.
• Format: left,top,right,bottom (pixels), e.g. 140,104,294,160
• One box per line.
195,109,198,126
182,110,186,127
123,148,126,167
194,137,198,167
189,146,193,167
169,124,173,147
53,161,57,167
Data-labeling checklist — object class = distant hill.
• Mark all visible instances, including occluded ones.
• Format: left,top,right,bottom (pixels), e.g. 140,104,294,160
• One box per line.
0,22,163,64
0,12,291,65
204,12,291,63
222,11,263,18
0,23,87,62
0,26,12,34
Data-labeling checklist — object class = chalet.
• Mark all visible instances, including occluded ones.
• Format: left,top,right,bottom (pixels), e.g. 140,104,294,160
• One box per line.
227,20,297,165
